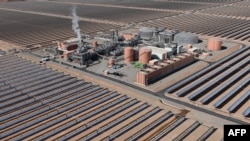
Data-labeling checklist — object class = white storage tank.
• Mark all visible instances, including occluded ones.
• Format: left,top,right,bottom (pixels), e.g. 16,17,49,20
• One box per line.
174,32,198,45
139,27,155,40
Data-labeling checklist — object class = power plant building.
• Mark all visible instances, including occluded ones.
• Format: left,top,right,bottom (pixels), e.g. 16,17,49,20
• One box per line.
144,46,168,60
137,53,195,85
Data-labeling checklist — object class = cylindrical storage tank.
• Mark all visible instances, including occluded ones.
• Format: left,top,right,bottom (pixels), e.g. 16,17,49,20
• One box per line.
139,27,154,40
124,47,134,63
108,57,115,67
139,48,152,64
207,38,222,51
174,32,198,45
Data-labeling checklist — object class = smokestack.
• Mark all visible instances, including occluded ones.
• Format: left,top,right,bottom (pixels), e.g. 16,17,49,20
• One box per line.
71,5,82,48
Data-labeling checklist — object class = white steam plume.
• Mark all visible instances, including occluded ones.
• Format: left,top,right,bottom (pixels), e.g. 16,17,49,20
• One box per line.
71,5,82,47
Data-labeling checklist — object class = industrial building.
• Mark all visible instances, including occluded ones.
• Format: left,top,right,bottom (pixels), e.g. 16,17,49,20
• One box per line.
137,53,195,85
8,23,193,85
49,26,202,87
0,0,249,140
46,25,232,87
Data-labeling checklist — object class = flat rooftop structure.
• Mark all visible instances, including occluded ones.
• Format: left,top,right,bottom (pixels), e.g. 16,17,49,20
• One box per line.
0,55,222,140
